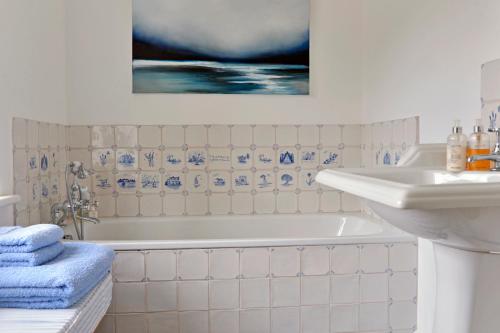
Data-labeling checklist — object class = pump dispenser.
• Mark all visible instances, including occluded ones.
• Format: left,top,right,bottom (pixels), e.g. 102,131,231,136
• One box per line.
467,119,490,171
447,120,468,172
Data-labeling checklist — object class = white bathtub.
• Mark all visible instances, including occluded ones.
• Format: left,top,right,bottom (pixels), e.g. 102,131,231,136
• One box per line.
86,213,418,333
69,213,413,250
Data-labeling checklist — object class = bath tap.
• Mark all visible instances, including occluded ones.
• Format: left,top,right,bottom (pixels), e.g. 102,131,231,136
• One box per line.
468,127,500,171
50,161,100,240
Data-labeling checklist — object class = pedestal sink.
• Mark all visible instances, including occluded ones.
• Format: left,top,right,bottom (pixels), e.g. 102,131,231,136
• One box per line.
316,167,500,333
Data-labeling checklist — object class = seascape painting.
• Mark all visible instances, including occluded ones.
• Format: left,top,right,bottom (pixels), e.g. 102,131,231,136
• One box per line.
132,0,310,95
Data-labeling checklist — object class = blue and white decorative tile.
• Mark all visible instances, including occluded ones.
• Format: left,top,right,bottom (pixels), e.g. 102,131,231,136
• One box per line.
277,148,297,169
163,149,185,170
163,172,185,193
255,171,274,192
299,170,318,190
49,176,59,198
28,151,39,177
140,172,161,193
209,171,231,192
186,149,207,169
320,148,340,167
208,148,231,170
49,151,58,172
232,148,253,170
382,150,393,167
30,181,40,207
186,171,207,193
140,149,161,170
254,148,275,169
116,173,137,192
299,148,319,167
39,151,49,175
92,149,115,171
277,170,297,191
93,173,114,194
232,171,253,192
40,177,50,203
116,149,138,170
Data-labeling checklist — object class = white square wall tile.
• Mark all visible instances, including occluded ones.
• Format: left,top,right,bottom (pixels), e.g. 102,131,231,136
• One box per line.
185,125,207,147
276,192,297,214
240,248,270,278
320,125,341,146
68,126,90,148
360,245,389,273
276,126,298,146
210,310,239,333
210,249,239,279
113,283,146,313
298,125,319,146
138,125,161,148
341,193,362,212
208,125,230,147
178,249,209,280
332,304,359,333
231,125,253,147
390,243,418,272
164,194,185,216
91,126,115,147
186,193,208,216
148,312,179,333
359,302,389,331
301,306,329,333
163,125,185,147
115,314,147,333
240,309,270,333
332,245,359,274
331,275,359,304
140,195,162,217
271,277,300,307
146,250,176,281
116,194,139,217
342,125,362,146
113,252,145,282
209,280,240,310
232,193,253,215
178,281,209,310
390,301,417,330
320,191,340,213
179,311,209,333
240,278,270,308
94,315,114,333
270,247,300,277
146,281,177,312
360,273,389,302
116,126,138,147
271,307,300,333
253,125,275,146
301,276,330,305
254,192,275,214
209,193,231,215
298,191,319,213
390,272,417,301
302,246,330,276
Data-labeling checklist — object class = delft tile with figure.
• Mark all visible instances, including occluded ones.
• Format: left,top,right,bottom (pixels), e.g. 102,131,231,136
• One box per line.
209,171,230,192
186,172,207,192
164,149,184,170
140,173,161,192
140,150,160,170
92,149,115,171
186,150,206,169
254,148,274,169
164,173,184,192
255,171,274,192
233,171,253,192
116,174,137,192
116,150,138,170
278,149,296,168
321,150,339,166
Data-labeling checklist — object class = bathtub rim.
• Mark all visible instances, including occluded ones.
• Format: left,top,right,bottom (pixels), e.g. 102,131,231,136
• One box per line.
71,213,415,250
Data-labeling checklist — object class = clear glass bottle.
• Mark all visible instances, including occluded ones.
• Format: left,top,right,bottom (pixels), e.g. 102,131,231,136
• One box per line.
467,119,490,171
446,120,468,172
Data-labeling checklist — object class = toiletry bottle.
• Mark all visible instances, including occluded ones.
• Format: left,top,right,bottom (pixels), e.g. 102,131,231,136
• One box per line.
446,120,468,172
467,119,490,171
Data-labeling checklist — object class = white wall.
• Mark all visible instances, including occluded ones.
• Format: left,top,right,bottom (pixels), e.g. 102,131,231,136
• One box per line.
360,1,500,332
361,0,500,143
65,0,363,125
0,0,67,225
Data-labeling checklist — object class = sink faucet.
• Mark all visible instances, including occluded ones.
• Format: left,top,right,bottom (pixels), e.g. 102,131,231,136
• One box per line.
50,161,100,240
467,128,500,171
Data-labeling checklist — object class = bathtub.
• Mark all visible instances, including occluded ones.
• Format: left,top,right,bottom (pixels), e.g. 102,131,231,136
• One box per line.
86,213,418,333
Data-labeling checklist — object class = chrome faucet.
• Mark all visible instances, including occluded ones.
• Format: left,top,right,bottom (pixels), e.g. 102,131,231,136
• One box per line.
467,128,500,171
50,161,100,240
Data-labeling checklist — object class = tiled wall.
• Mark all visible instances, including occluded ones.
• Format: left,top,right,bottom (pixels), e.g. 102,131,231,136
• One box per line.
96,243,418,333
361,117,419,168
12,118,68,226
11,117,419,223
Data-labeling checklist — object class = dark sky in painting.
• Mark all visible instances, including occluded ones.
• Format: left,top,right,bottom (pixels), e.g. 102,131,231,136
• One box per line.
132,0,310,65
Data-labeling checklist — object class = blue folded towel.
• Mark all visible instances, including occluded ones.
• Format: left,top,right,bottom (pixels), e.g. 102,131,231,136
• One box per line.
0,224,64,253
0,242,114,309
0,242,64,267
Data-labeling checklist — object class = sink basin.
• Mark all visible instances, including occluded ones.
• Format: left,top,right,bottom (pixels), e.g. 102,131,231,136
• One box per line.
316,166,500,333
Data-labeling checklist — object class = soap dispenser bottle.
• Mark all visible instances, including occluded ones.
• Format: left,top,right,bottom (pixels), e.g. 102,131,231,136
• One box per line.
467,119,490,171
447,120,468,172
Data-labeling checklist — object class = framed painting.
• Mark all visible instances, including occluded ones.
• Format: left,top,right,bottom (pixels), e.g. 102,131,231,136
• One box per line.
132,0,310,95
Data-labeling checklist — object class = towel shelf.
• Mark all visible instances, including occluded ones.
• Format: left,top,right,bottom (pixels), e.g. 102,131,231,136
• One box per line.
0,195,20,209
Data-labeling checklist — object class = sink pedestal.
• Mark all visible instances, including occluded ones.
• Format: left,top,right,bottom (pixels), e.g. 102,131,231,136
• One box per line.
434,244,500,333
